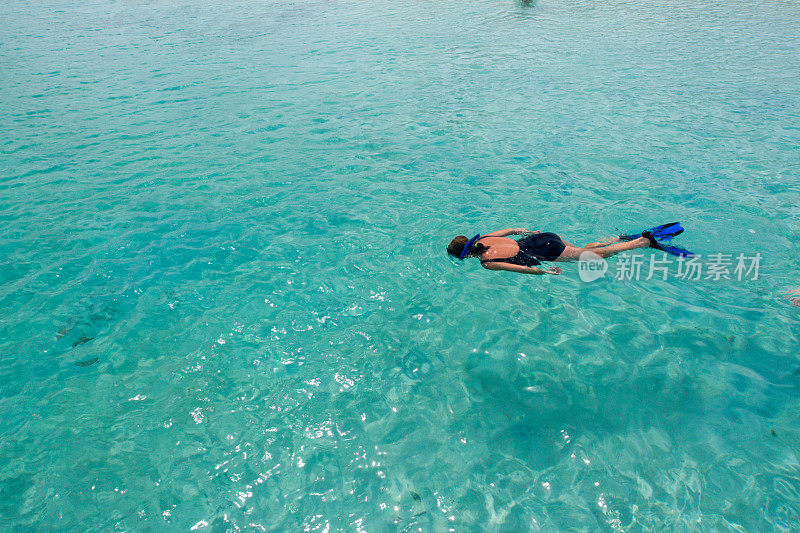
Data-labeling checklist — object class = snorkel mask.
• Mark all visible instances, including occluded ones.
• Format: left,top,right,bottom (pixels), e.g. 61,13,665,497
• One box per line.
458,234,481,260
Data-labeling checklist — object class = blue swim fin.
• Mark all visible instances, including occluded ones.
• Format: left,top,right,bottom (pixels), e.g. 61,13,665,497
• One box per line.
620,222,684,242
642,231,695,258
652,222,684,241
660,243,695,258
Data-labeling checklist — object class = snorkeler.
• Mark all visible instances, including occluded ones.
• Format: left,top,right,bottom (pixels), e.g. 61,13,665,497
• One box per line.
447,222,691,276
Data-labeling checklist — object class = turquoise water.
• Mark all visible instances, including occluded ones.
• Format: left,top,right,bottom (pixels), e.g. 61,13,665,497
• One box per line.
2,0,800,529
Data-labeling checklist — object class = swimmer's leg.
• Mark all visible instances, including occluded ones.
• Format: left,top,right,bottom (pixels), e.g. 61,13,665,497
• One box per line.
582,236,621,249
558,234,617,248
554,237,650,262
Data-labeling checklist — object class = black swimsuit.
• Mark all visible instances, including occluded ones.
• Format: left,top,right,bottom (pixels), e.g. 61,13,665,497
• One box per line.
480,232,566,267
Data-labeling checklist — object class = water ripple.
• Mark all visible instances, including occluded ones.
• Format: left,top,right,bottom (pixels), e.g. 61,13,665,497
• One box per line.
2,0,800,529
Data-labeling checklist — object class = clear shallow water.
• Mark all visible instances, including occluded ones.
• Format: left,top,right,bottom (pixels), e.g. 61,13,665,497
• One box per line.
1,0,799,529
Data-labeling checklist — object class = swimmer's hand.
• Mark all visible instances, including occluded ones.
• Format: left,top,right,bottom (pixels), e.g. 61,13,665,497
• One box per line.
482,262,559,276
512,228,540,235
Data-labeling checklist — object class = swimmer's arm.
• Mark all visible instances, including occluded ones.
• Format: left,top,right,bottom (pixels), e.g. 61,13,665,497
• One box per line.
482,228,541,237
481,262,561,275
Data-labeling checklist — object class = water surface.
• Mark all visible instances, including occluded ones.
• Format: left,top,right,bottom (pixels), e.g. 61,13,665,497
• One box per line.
1,0,800,529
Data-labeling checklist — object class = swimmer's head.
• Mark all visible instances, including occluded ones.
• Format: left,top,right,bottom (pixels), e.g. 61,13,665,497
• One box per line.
448,235,487,259
447,236,469,258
